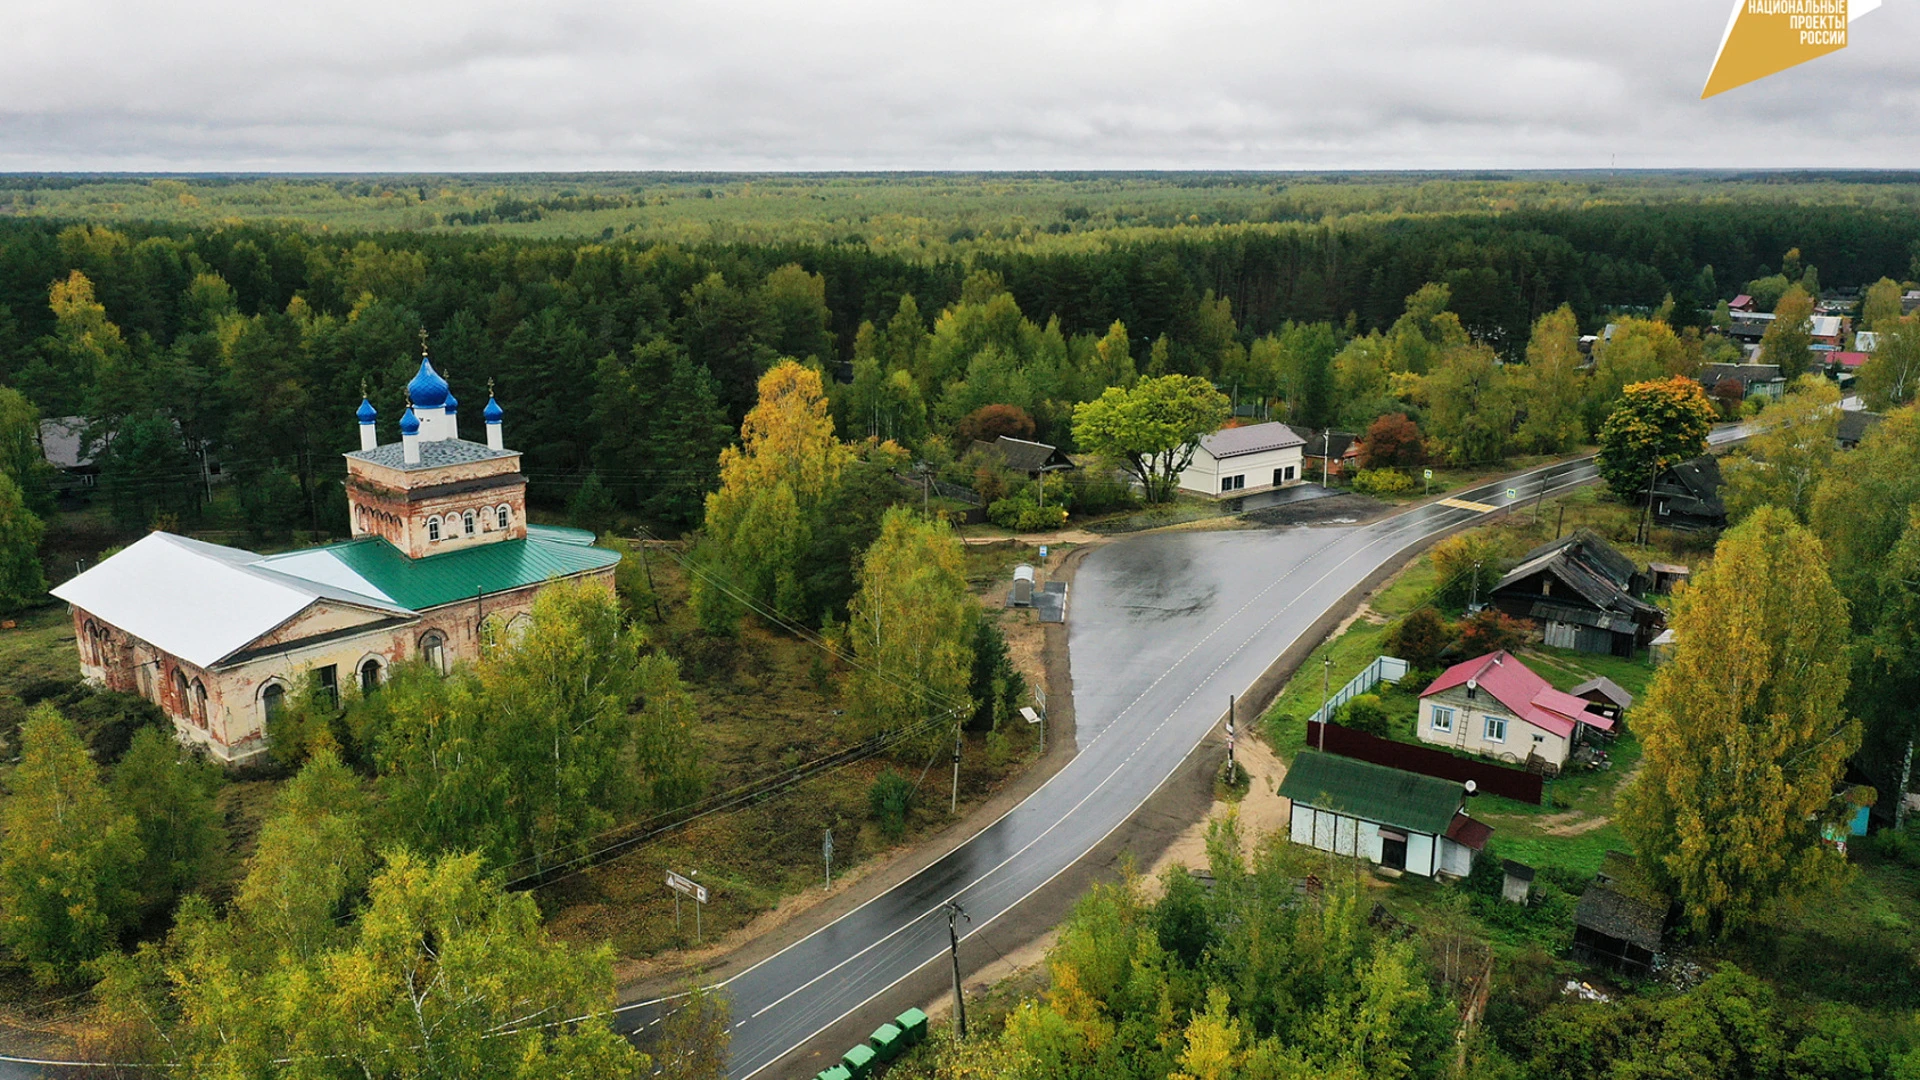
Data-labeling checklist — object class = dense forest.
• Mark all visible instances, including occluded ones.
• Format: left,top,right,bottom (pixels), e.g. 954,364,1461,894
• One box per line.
0,185,1916,544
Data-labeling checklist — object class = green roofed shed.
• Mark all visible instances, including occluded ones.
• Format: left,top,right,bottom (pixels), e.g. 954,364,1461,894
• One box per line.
1278,751,1464,835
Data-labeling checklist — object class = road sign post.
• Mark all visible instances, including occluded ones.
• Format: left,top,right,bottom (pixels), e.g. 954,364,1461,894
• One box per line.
667,870,709,943
1423,467,1433,495
823,829,833,891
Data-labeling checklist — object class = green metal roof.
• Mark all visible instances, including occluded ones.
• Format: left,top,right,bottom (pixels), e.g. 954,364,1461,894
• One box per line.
1278,751,1464,836
302,534,619,612
526,523,598,546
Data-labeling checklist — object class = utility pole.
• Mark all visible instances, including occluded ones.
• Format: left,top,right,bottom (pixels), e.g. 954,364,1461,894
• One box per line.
1319,655,1331,751
1226,695,1236,780
637,540,665,623
945,900,970,1039
1321,430,1332,488
823,828,833,890
1468,561,1483,611
951,723,962,814
1638,459,1660,545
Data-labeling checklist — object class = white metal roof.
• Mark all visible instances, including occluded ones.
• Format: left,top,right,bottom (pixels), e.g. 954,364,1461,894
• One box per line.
51,533,411,669
1809,315,1843,337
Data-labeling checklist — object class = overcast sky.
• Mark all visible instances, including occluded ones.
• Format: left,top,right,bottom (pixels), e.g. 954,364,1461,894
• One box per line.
2,1,1915,171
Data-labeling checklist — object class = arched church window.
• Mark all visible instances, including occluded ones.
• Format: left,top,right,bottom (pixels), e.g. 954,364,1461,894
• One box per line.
506,613,533,645
262,682,286,720
420,631,447,675
427,517,441,542
359,657,383,694
190,679,208,728
172,668,190,717
464,510,476,536
496,505,510,530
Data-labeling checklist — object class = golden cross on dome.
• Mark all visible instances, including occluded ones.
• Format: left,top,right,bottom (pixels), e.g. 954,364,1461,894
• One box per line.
418,327,430,356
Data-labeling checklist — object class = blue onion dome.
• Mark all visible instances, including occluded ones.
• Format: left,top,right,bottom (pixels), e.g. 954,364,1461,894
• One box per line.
406,356,450,409
444,388,459,415
399,406,420,437
484,393,504,423
356,397,377,424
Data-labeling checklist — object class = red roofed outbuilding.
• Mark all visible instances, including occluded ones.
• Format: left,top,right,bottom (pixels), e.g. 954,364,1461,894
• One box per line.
1417,650,1613,769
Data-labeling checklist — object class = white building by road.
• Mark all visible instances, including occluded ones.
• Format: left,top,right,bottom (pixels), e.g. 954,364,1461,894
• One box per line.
1178,421,1306,498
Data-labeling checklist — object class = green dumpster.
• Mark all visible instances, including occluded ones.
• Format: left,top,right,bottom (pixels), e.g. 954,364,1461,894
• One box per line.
841,1042,877,1079
818,1067,852,1080
869,1022,904,1062
894,1007,929,1047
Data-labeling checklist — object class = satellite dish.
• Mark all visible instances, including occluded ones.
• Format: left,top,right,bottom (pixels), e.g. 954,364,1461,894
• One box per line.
1464,780,1479,796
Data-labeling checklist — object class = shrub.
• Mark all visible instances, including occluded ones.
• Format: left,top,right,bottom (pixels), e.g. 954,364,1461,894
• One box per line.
1386,607,1452,668
1359,413,1425,468
954,404,1036,446
1457,609,1531,655
1063,468,1139,515
1335,693,1391,735
988,495,1068,532
1351,468,1414,497
869,769,917,839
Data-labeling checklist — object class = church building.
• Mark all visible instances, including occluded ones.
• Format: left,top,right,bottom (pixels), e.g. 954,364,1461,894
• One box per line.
50,352,621,764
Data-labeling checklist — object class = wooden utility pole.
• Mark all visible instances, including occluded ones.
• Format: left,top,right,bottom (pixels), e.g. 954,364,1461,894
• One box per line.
945,901,970,1038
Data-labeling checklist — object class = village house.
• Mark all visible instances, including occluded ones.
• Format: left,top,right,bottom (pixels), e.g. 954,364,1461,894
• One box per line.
1279,750,1491,877
1573,851,1669,975
1644,456,1727,532
967,435,1075,478
1416,650,1615,769
1698,361,1785,402
1178,420,1306,498
1809,314,1845,349
1302,430,1362,481
49,352,620,764
1855,330,1880,353
1837,410,1884,450
1487,530,1665,657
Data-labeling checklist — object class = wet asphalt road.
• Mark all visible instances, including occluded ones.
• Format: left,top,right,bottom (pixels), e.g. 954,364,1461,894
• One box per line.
632,445,1731,1079
1,436,1748,1080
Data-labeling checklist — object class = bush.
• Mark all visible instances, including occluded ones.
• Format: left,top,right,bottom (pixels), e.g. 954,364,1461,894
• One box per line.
1352,468,1414,497
1457,609,1531,655
1335,692,1391,735
869,769,917,839
1360,413,1425,468
1063,468,1140,515
988,495,1068,532
1386,607,1452,668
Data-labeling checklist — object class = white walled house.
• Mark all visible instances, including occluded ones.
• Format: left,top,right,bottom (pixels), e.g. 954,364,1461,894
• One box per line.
1278,751,1491,877
1416,651,1615,769
1178,422,1307,498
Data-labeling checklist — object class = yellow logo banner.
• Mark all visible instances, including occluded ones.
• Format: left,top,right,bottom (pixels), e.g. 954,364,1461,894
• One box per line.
1702,0,1875,98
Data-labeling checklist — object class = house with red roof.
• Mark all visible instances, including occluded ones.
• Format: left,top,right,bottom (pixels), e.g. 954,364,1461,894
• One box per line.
1417,650,1615,769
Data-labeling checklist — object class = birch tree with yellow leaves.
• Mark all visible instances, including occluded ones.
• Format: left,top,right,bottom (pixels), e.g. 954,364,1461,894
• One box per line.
1619,505,1858,939
696,360,852,629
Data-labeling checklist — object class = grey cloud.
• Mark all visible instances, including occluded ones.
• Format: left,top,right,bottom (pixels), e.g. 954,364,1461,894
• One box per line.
0,0,1915,170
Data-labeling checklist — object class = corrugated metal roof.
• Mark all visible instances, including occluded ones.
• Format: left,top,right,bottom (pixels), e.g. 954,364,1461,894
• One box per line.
346,437,519,472
1199,421,1306,460
271,534,620,612
51,533,413,669
1278,750,1464,836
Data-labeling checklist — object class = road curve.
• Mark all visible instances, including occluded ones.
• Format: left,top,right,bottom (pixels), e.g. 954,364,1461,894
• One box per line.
656,437,1747,1079
0,434,1747,1080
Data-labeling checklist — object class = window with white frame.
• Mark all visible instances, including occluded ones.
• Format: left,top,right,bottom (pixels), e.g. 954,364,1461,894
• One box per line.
427,517,441,542
1430,705,1454,733
1221,474,1246,492
1484,714,1507,743
496,504,510,530
463,510,476,536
